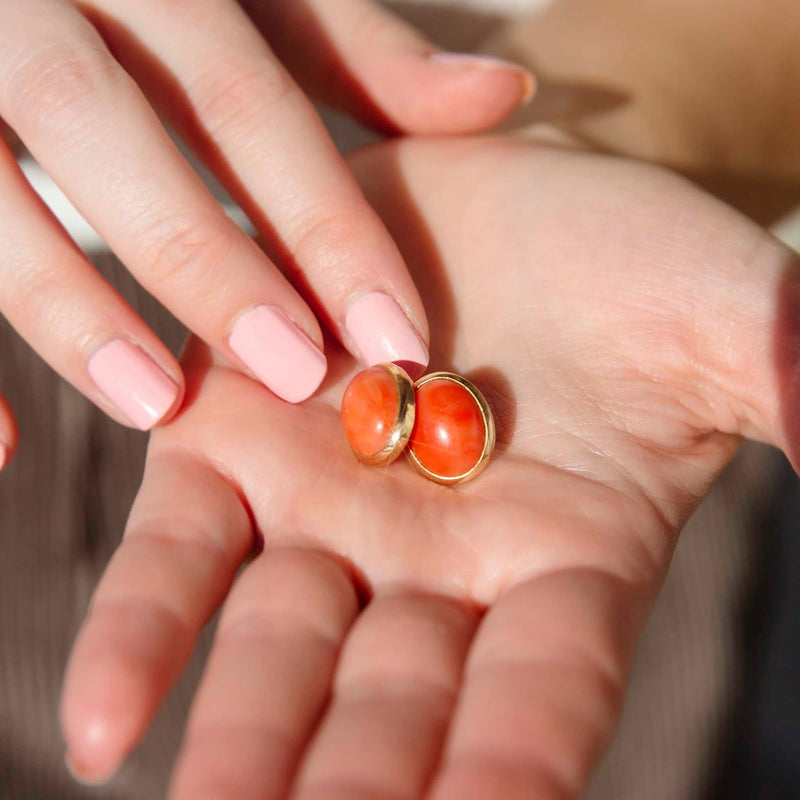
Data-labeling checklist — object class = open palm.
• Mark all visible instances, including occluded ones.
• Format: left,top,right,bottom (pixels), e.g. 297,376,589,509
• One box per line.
61,137,800,799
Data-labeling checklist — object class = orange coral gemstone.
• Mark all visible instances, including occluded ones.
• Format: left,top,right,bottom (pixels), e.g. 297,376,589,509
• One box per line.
408,376,490,481
341,365,414,465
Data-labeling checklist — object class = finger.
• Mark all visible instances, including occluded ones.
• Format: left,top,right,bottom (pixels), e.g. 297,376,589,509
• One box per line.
169,549,358,800
247,0,535,134
1,118,24,155
430,568,647,800
0,138,182,430
1,0,327,404
89,0,432,374
61,450,253,783
0,391,17,470
293,593,478,800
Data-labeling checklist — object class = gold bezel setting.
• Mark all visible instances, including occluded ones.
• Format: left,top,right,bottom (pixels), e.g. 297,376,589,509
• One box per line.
348,363,416,467
406,371,496,485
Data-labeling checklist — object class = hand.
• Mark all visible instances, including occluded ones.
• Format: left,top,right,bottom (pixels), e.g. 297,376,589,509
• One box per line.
0,0,533,466
61,136,800,798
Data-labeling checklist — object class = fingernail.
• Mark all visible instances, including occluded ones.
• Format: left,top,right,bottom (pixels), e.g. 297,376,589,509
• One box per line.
229,305,327,403
429,52,536,106
88,340,179,431
65,751,117,786
345,292,429,374
0,441,7,471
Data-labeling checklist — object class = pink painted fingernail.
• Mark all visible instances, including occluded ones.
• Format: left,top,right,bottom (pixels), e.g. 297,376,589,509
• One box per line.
229,305,327,403
88,340,179,431
345,292,429,374
429,52,536,105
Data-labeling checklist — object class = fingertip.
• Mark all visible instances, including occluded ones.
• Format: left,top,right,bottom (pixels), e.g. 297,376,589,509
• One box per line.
65,748,119,787
0,441,9,472
428,51,536,107
62,712,122,787
153,368,186,428
60,634,144,788
382,51,536,135
520,67,537,107
228,305,328,404
0,397,18,471
344,292,429,375
521,69,537,106
87,339,184,431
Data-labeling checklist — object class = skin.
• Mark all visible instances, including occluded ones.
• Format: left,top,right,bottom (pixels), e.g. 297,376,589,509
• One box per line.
61,135,800,798
0,0,532,453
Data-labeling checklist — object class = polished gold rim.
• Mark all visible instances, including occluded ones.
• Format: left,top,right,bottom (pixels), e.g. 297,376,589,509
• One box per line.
353,363,416,467
406,371,496,485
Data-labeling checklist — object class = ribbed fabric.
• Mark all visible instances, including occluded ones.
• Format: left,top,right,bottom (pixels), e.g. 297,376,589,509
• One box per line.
587,442,785,800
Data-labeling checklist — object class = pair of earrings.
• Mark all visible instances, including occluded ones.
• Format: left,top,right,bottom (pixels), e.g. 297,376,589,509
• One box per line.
341,363,495,485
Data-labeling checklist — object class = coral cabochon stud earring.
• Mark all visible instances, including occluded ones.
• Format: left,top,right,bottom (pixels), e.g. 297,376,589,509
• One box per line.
341,365,495,484
406,371,495,485
341,363,415,466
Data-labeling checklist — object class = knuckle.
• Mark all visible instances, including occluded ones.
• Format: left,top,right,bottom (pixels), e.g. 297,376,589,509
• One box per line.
190,54,297,139
142,214,237,289
289,203,364,276
3,41,120,137
6,258,76,331
347,3,390,46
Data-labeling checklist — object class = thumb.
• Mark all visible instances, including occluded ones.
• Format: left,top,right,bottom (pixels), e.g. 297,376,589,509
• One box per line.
678,216,800,467
246,0,536,134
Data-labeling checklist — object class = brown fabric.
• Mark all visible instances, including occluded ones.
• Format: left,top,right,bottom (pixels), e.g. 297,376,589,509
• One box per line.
588,441,783,800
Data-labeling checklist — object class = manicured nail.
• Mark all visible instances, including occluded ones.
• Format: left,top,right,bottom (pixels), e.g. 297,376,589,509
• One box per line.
345,292,429,373
429,51,536,105
229,305,327,403
88,340,179,431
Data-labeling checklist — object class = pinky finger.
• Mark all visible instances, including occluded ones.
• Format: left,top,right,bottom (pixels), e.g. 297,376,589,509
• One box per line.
0,142,183,431
0,392,17,470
